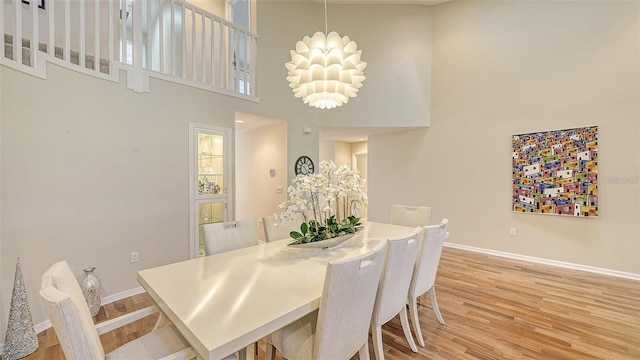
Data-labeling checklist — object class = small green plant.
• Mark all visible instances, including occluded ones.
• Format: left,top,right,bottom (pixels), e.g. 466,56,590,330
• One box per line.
289,215,363,245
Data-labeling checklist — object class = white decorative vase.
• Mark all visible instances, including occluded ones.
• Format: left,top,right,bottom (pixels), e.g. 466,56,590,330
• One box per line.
80,267,102,316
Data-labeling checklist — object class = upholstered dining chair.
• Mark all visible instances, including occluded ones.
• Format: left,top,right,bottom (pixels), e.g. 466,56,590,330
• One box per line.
202,218,260,358
390,204,432,227
266,242,387,360
371,227,422,360
203,218,259,255
408,219,449,347
38,260,234,360
262,213,304,242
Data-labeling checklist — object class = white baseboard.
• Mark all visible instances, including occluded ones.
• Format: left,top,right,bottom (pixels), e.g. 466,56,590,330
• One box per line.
445,242,640,281
101,286,147,306
34,286,147,334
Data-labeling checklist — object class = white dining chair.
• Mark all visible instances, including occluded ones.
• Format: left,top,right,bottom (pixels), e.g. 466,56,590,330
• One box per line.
38,260,234,360
203,218,259,255
371,227,422,360
408,219,449,347
390,204,432,227
202,218,260,359
266,241,387,360
262,213,304,242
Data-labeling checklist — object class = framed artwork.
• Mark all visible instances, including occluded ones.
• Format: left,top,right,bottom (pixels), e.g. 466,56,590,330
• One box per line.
512,126,598,217
21,0,45,10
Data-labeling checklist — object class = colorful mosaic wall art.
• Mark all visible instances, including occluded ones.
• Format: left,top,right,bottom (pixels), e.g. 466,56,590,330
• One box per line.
512,126,598,217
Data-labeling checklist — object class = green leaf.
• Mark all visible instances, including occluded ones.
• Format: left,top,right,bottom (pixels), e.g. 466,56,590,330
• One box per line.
290,231,303,239
300,223,308,235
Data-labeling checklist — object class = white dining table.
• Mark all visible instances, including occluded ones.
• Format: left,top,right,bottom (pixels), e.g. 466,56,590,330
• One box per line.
137,221,418,360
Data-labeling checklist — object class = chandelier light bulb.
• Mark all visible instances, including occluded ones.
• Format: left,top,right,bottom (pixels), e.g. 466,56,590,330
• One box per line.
286,31,367,109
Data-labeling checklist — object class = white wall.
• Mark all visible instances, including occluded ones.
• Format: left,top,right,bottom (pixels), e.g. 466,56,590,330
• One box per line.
0,64,239,329
253,0,433,174
369,1,640,274
334,142,352,167
319,141,335,163
319,5,432,129
235,121,288,238
0,63,3,330
352,141,368,219
187,0,226,18
256,2,432,131
246,1,322,175
351,142,367,156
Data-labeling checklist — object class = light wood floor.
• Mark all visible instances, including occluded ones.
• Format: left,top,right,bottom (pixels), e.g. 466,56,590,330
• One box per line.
23,247,640,360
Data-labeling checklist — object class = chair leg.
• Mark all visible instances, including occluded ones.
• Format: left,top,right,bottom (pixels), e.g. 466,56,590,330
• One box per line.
265,343,276,360
429,287,445,325
371,324,384,360
152,312,167,331
238,348,247,360
399,307,418,352
358,341,371,360
409,296,425,347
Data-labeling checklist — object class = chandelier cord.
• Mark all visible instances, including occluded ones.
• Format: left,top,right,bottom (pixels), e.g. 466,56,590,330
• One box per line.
324,0,328,36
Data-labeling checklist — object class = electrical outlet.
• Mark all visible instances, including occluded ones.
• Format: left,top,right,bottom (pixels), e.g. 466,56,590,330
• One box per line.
130,252,139,263
509,228,517,237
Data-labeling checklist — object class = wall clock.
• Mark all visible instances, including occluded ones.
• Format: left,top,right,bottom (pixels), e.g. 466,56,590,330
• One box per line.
295,156,315,175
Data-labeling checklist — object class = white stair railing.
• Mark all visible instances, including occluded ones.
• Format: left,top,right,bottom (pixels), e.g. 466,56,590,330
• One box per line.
2,0,127,80
1,0,258,99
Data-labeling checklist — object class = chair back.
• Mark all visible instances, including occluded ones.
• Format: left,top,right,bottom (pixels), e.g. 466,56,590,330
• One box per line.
262,214,303,242
313,242,387,360
390,204,432,227
372,228,422,326
409,219,448,298
203,218,259,255
39,261,105,360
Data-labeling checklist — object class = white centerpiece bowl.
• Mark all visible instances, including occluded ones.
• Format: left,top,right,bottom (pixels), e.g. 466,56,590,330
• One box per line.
288,233,357,249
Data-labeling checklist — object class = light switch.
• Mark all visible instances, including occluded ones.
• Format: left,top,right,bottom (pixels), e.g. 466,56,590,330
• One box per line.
270,169,276,177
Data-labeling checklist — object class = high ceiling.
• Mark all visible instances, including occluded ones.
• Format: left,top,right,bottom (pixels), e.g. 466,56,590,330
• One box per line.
314,0,446,141
317,0,450,5
242,0,446,143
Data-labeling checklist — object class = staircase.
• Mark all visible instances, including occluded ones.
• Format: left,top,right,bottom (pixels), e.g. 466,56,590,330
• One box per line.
3,34,110,74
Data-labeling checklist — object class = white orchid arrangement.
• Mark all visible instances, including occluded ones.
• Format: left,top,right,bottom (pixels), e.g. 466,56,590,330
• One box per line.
276,160,368,244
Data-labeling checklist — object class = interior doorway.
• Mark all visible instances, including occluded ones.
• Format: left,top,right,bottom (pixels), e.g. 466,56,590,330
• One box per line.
319,140,368,220
353,152,368,220
234,112,288,240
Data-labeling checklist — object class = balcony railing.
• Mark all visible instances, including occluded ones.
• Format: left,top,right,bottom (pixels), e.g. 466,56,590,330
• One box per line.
1,0,258,99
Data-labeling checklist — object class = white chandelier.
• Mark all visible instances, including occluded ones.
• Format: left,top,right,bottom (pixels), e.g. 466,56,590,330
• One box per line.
285,2,367,109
